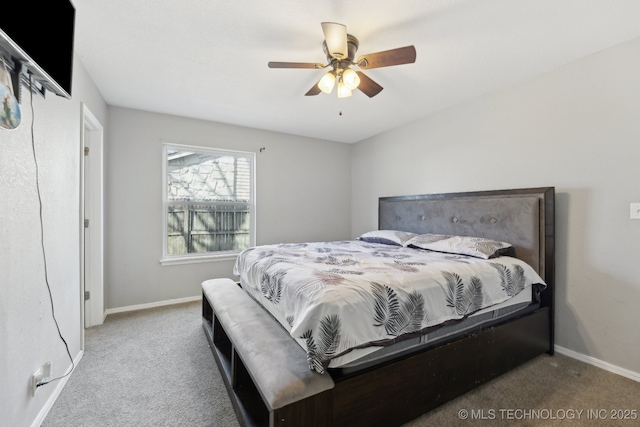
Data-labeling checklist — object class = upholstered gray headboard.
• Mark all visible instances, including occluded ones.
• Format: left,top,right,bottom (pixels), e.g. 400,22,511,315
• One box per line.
379,187,554,287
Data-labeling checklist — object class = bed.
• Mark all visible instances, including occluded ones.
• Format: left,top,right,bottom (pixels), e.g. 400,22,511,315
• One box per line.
202,187,554,427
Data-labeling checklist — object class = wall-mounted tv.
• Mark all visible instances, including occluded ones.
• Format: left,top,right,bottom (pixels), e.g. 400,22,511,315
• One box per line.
0,1,75,99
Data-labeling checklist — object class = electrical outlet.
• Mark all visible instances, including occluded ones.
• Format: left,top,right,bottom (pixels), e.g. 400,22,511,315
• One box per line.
631,203,640,220
31,362,52,396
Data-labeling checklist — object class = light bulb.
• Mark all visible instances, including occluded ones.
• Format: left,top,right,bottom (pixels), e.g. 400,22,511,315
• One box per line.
318,72,336,94
342,68,360,90
337,81,352,98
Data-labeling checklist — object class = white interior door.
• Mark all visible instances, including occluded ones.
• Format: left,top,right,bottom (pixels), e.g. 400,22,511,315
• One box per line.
81,104,104,328
84,127,92,327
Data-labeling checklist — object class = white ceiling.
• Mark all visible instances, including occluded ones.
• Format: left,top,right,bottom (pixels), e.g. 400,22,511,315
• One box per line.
72,0,640,143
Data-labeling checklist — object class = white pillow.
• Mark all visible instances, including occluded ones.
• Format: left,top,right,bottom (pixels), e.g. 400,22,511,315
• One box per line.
404,234,514,259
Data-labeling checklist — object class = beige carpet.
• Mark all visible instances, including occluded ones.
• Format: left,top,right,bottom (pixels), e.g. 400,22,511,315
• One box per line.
44,301,639,427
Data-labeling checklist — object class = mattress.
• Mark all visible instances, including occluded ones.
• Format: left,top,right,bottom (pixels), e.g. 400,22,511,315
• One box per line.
331,287,537,373
234,240,546,373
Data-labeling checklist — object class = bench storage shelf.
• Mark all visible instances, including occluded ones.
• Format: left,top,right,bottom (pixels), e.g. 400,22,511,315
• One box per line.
202,278,335,427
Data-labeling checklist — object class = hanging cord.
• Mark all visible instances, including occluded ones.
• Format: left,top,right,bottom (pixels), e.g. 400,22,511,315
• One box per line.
28,74,76,388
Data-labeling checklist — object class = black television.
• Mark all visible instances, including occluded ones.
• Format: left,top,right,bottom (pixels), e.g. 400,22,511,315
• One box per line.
0,1,75,99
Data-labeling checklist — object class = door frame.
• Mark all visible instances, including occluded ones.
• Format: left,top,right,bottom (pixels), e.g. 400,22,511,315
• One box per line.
80,103,104,331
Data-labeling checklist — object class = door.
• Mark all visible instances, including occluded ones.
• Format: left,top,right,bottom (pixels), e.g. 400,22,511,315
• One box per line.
84,126,91,327
81,104,104,328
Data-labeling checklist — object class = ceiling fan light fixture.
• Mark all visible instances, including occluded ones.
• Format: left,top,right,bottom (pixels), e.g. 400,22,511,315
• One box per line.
341,68,360,90
318,71,336,94
337,80,352,98
321,22,348,59
269,22,416,99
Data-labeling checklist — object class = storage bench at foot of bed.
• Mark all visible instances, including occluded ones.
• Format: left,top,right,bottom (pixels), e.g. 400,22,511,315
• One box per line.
203,278,551,427
202,278,335,427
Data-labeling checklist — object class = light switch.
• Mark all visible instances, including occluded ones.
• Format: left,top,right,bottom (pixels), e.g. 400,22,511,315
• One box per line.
631,203,640,219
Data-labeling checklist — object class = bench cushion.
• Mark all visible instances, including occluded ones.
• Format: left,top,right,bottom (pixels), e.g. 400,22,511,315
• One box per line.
202,278,335,410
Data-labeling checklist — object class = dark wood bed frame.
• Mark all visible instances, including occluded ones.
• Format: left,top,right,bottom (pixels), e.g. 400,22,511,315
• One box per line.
203,187,554,427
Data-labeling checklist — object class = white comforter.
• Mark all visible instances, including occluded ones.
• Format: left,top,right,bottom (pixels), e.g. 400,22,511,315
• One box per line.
233,240,545,373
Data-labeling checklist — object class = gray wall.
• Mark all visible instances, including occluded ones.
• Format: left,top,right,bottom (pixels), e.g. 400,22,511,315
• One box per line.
105,107,352,309
351,37,640,375
0,56,108,426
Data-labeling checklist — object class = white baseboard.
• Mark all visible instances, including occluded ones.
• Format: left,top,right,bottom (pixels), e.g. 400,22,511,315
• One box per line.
31,350,84,427
555,345,640,383
104,295,202,317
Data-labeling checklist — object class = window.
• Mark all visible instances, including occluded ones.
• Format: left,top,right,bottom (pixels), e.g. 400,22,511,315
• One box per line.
161,143,255,264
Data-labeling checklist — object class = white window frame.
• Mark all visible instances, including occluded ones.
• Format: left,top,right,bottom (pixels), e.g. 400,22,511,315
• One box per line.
159,143,256,266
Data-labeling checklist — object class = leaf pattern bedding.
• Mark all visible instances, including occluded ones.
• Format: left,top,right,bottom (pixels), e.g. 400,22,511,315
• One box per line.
233,240,546,373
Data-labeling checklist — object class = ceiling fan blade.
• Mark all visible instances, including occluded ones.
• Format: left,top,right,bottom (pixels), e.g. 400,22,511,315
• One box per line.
268,62,324,69
355,72,383,98
321,22,348,59
357,45,416,69
305,81,322,96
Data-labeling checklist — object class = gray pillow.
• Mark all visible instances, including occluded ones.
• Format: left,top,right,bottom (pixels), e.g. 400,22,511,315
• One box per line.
357,230,418,246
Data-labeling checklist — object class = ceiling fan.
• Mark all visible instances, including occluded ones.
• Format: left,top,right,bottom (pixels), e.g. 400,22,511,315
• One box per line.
268,22,416,98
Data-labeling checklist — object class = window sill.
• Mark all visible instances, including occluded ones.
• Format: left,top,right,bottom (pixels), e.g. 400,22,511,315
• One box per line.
159,252,239,266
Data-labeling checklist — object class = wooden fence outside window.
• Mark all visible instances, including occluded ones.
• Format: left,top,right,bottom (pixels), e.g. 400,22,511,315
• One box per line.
168,205,250,254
